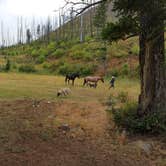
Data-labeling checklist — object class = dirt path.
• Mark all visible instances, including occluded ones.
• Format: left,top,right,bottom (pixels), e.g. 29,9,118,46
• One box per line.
0,100,165,166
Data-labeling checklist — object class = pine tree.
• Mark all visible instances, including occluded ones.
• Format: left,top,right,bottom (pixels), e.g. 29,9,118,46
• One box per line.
101,0,166,115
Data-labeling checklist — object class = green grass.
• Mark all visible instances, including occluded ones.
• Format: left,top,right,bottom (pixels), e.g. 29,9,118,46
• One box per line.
0,73,140,102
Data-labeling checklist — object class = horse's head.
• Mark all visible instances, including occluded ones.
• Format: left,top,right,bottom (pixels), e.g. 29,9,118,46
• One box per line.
75,73,80,78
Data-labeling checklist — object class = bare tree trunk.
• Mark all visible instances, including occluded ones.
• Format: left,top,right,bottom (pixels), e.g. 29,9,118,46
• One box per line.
1,21,5,47
70,7,74,39
89,0,93,37
80,14,84,42
138,6,166,115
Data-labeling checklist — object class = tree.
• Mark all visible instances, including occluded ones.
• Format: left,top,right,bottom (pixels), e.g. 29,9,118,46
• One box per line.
66,0,166,116
37,24,41,38
46,17,51,43
26,29,31,44
93,1,107,36
102,0,166,115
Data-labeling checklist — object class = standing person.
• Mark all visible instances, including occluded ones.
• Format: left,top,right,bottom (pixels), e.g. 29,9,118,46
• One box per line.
109,76,115,89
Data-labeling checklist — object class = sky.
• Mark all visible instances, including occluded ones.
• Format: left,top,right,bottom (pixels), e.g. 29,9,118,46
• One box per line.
0,0,66,45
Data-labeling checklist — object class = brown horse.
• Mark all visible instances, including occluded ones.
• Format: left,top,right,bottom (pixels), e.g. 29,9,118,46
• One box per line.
83,76,104,86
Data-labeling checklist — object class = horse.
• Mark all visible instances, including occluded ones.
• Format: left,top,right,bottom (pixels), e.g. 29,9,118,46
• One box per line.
83,76,104,86
87,82,97,88
65,73,80,85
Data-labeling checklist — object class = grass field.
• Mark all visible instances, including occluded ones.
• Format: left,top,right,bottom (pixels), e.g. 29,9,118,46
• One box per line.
0,72,140,102
0,73,166,166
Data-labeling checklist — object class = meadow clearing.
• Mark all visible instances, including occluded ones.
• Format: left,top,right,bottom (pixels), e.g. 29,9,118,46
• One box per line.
0,73,139,101
0,73,165,166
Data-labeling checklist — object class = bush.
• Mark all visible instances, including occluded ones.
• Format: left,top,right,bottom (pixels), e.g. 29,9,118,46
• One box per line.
36,55,45,64
19,64,36,73
129,65,140,78
110,102,166,134
57,63,96,76
105,94,117,110
39,48,50,57
5,59,11,72
31,50,39,58
117,91,129,103
47,42,56,52
42,62,51,69
51,49,65,58
130,44,139,55
57,63,72,75
120,63,130,76
70,50,85,60
107,69,119,77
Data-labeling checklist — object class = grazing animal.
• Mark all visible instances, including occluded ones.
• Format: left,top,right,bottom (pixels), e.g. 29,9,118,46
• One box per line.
57,88,71,97
65,73,80,85
83,76,104,86
87,82,97,88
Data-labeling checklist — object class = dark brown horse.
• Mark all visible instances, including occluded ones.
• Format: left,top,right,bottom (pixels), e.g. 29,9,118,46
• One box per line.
65,73,80,85
83,76,104,86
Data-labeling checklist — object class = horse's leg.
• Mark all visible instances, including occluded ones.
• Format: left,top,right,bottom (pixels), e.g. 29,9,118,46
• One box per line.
83,79,86,86
65,76,67,84
72,79,74,86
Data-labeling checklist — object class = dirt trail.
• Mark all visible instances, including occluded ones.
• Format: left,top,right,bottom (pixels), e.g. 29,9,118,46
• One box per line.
0,100,165,166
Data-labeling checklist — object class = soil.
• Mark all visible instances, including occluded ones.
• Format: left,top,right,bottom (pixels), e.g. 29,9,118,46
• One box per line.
0,99,165,166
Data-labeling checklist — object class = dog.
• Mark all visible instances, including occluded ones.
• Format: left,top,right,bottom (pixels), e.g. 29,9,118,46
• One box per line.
57,88,71,97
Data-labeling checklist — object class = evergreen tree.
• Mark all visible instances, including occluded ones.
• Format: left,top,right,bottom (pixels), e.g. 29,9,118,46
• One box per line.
101,0,166,115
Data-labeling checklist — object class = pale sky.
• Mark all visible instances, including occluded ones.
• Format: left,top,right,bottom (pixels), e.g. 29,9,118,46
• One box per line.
3,0,64,16
0,0,66,45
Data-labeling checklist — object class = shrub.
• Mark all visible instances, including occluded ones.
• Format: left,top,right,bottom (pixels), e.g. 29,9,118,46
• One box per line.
130,44,139,55
70,50,85,60
39,48,50,57
51,49,65,58
107,69,119,77
81,65,95,76
31,50,39,58
120,63,130,76
82,52,93,61
5,59,11,72
117,91,129,103
57,63,72,75
47,42,56,52
19,64,36,73
42,62,51,69
129,65,140,78
57,63,96,76
105,94,117,110
36,55,45,64
110,102,166,134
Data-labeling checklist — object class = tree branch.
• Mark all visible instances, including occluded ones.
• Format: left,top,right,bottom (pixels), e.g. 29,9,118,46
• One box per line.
64,0,106,16
122,34,138,40
64,0,89,6
76,0,106,16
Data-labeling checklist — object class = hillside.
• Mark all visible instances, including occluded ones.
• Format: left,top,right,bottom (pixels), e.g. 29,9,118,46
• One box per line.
0,36,140,77
0,2,165,77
